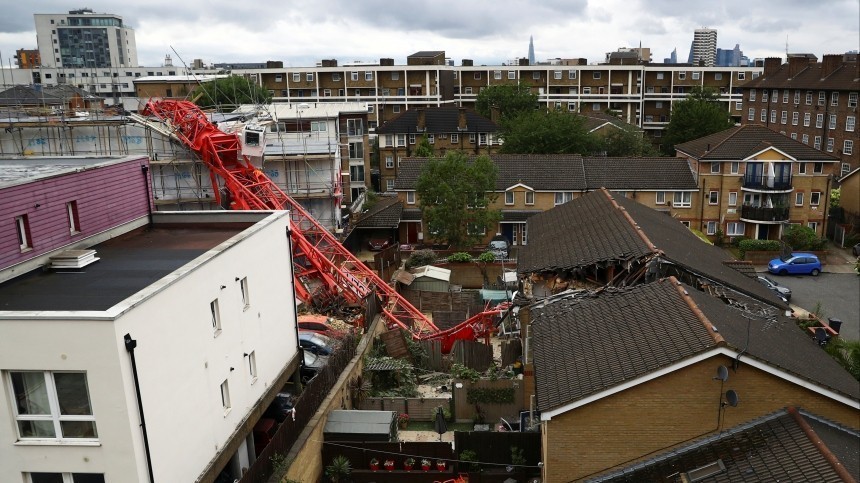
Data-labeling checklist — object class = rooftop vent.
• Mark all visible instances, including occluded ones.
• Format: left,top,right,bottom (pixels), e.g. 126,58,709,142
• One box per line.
682,459,726,482
50,249,99,270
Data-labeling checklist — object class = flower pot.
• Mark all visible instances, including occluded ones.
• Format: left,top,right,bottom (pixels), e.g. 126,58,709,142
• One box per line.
383,461,395,471
404,464,413,471
422,464,431,472
436,462,447,471
370,463,379,472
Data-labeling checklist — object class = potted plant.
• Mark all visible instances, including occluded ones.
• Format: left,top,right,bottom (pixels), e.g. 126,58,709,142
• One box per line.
324,455,351,482
398,412,410,429
436,459,447,471
421,459,431,471
383,459,395,471
369,458,379,471
404,457,415,471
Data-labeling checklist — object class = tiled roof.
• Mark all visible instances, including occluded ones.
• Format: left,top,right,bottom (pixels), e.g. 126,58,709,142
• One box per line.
743,58,859,91
591,408,860,482
722,260,757,278
581,112,640,132
501,210,542,222
517,190,652,273
532,278,860,413
675,124,840,161
393,155,696,192
353,196,402,228
401,208,422,221
531,280,717,411
0,85,64,106
375,107,497,135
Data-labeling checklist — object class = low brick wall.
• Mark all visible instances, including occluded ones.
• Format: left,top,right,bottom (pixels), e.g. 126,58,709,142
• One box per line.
744,250,829,265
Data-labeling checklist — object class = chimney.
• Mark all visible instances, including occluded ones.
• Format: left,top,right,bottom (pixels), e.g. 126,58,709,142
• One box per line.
458,108,468,131
380,58,394,66
416,108,426,132
787,56,810,78
820,54,842,78
763,57,782,77
518,57,530,66
490,106,500,123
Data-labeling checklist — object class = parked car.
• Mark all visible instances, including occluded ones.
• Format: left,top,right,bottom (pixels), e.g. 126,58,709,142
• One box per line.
756,275,792,302
368,238,394,251
298,314,346,338
299,330,338,356
301,349,328,383
262,391,294,423
767,253,822,276
487,234,511,260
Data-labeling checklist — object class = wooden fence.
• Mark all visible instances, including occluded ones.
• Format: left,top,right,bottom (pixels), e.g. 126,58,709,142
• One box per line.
453,379,525,424
358,397,451,421
401,288,483,314
322,441,455,483
454,431,542,481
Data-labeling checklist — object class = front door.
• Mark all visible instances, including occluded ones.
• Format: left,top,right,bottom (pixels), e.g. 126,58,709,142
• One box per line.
757,224,769,240
406,222,419,244
501,224,514,245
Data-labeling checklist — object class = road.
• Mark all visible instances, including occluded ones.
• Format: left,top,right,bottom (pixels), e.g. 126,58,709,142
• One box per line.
773,273,859,341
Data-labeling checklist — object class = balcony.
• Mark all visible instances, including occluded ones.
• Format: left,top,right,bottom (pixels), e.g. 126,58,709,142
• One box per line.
742,174,792,191
740,204,789,223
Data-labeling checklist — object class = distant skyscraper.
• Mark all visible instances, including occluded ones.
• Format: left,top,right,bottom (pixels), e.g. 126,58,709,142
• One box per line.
528,36,535,65
34,8,137,68
690,28,717,66
663,48,678,64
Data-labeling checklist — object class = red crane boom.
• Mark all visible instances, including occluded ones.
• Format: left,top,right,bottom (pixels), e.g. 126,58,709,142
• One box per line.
141,100,504,351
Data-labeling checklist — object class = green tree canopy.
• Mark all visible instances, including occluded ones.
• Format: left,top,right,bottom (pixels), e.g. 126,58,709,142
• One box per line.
499,109,595,154
414,135,434,157
594,127,659,157
189,75,273,110
415,151,500,248
475,83,538,122
661,86,733,155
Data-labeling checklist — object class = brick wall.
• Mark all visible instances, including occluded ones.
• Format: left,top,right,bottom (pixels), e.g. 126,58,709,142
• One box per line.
542,354,859,482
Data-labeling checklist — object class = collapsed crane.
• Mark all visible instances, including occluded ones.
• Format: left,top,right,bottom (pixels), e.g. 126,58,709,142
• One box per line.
138,100,506,353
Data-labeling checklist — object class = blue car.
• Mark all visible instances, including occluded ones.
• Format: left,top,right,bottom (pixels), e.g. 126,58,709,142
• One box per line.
767,253,822,276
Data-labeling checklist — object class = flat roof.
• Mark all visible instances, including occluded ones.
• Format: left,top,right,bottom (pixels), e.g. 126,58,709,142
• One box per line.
0,156,145,189
0,225,246,311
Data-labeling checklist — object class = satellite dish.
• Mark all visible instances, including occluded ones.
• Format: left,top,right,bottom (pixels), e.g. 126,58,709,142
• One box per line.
725,390,739,407
715,365,729,381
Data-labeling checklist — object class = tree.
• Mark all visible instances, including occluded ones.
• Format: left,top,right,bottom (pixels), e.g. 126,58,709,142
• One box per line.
475,83,538,122
594,127,659,157
414,135,434,157
661,86,733,155
189,75,272,110
499,109,595,154
416,152,500,248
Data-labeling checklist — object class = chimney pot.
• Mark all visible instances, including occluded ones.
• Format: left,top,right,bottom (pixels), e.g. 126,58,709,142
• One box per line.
820,54,842,78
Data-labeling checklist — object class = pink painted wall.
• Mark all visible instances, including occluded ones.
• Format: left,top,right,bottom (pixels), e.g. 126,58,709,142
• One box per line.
0,157,152,270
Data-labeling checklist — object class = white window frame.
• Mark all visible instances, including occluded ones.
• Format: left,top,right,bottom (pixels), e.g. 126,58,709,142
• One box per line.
813,162,824,174
391,71,399,80
655,191,666,205
799,162,807,174
525,191,534,205
794,91,801,104
8,371,98,441
710,163,720,174
814,136,822,149
474,71,482,80
406,191,415,204
568,69,577,79
747,108,755,121
673,191,691,208
692,72,700,80
782,91,789,103
365,71,373,81
397,134,406,147
450,133,459,143
508,71,516,80
826,138,835,152
248,351,257,383
781,111,787,124
714,73,723,81
240,277,250,309
386,179,395,191
532,71,541,80
846,116,855,132
791,112,799,125
841,163,851,176
831,92,839,106
749,89,756,101
730,162,740,174
795,192,804,206
554,192,573,206
708,190,719,205
408,134,416,145
845,140,854,155
818,91,826,105
738,72,746,80
306,73,314,82
332,73,341,81
678,71,686,80
848,92,858,108
802,133,809,144
15,214,32,251
220,380,231,413
808,221,819,232
351,71,358,81
504,191,514,205
770,110,777,123
810,191,821,206
66,201,80,235
726,222,745,236
728,192,737,206
760,109,767,122
211,299,222,335
706,221,717,235
829,114,837,130
494,70,502,80
428,134,435,144
554,70,562,80
384,135,393,147
384,156,394,169
292,73,300,82
656,72,664,80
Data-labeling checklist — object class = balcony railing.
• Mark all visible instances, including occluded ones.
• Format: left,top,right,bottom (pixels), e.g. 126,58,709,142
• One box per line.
741,204,789,222
742,174,792,190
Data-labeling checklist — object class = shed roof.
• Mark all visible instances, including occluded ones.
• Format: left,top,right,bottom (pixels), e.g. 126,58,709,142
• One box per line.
324,410,395,435
411,265,451,282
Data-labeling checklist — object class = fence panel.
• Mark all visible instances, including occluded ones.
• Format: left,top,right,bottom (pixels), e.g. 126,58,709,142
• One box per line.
452,340,494,372
358,397,450,421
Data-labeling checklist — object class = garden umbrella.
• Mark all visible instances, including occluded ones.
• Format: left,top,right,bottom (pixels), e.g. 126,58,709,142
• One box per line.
434,406,447,440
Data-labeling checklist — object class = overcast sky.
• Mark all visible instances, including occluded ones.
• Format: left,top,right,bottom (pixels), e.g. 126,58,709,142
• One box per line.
0,1,857,69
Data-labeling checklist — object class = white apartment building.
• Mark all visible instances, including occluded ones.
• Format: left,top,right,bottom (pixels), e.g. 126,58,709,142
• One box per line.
34,9,138,69
692,28,718,67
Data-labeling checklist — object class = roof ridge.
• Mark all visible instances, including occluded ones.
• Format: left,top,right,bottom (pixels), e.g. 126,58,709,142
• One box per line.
701,125,744,157
667,277,726,346
601,188,661,254
787,406,857,481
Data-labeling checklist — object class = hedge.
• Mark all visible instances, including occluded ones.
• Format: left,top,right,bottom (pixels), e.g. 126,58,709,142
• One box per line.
738,239,780,258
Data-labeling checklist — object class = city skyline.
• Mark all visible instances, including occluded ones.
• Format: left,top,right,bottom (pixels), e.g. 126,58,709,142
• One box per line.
0,0,857,68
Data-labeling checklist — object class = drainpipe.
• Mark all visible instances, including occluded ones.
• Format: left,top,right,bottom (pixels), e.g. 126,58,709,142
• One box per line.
124,334,155,483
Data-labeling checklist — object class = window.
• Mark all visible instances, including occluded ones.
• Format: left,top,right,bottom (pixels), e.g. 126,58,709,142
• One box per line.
791,112,799,125
781,111,787,124
63,201,81,235
397,134,405,147
493,70,502,80
9,371,97,440
479,133,488,145
350,72,358,81
473,71,481,80
845,140,854,155
391,71,399,80
681,221,691,228
708,191,719,204
24,473,105,483
678,71,686,80
464,86,472,95
818,91,825,105
381,88,390,96
793,91,801,104
770,110,777,123
749,89,756,101
781,91,788,103
583,87,591,94
406,191,415,204
710,163,720,174
730,162,740,174
553,70,562,80
728,192,738,206
826,138,834,152
810,191,821,206
798,162,807,174
450,133,459,143
365,71,373,81
735,101,742,111
726,222,745,236
848,92,858,108
15,214,32,251
762,91,769,102
760,109,767,122
815,114,824,128
386,179,395,191
532,71,540,80
469,133,476,144
505,191,514,205
347,118,363,136
220,380,231,412
738,72,746,80
408,134,416,145
525,191,534,205
247,351,257,383
240,277,250,308
655,101,663,108
593,71,601,79
292,73,300,82
814,136,822,149
332,73,341,81
831,92,839,106
846,116,856,132
210,299,222,334
791,133,797,140
805,91,813,104
392,105,400,113
656,72,664,80
554,192,573,206
504,71,514,80
842,163,852,176
673,192,692,207
306,73,314,82
748,108,755,121
384,135,393,147
467,223,486,236
829,114,837,129
568,69,577,79
310,121,327,132
714,73,723,80
385,156,394,168
813,162,824,174
706,221,717,235
426,134,434,144
795,192,804,206
808,222,819,232
656,191,666,204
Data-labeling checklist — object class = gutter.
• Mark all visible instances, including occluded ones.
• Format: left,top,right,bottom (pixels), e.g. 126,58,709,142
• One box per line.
124,334,155,483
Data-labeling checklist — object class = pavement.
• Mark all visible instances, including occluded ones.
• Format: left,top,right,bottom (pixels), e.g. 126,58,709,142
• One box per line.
748,245,859,274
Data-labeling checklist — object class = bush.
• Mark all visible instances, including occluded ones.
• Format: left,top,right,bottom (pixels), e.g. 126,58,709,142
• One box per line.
477,252,497,263
783,225,823,251
731,235,749,247
405,249,437,269
447,252,473,263
738,239,780,258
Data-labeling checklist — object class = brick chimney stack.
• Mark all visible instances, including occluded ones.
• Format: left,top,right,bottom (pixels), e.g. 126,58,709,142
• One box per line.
763,57,782,77
458,108,468,131
788,56,810,78
820,54,842,78
416,108,426,132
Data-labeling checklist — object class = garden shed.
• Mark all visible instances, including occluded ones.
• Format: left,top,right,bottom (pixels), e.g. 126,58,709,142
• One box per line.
323,410,398,442
409,265,451,293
